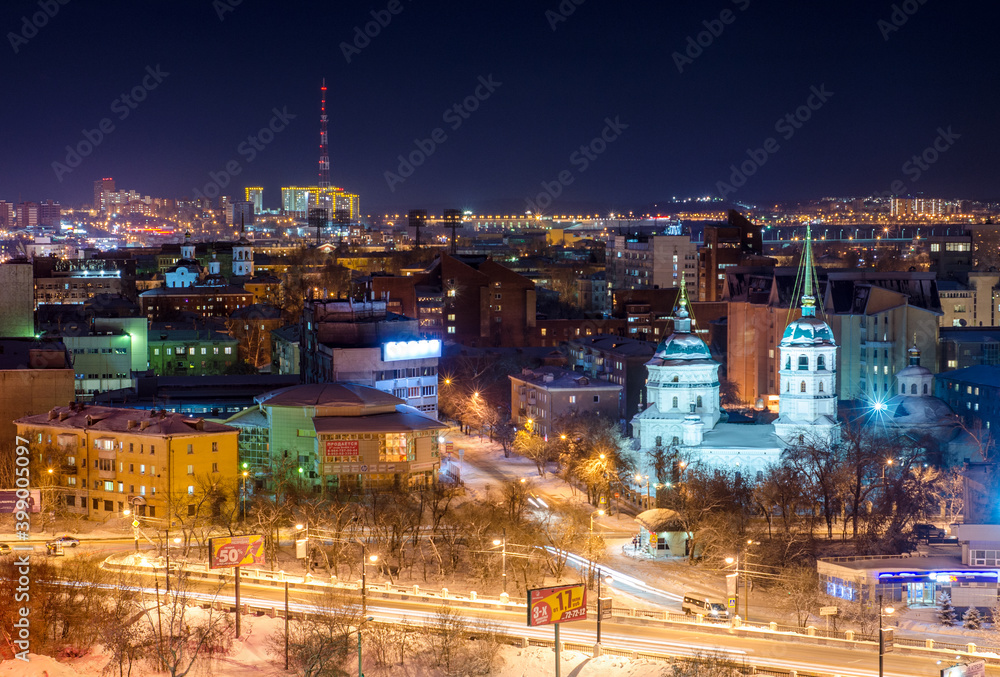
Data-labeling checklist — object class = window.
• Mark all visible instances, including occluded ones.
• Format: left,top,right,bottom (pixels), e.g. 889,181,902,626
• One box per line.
177,347,186,355
911,384,917,394
800,381,806,393
696,396,702,407
817,355,825,370
447,326,456,334
187,465,194,475
447,314,455,321
212,441,218,452
672,396,678,408
212,463,218,473
923,384,928,394
154,348,160,355
188,504,196,516
104,500,113,512
671,375,679,383
224,347,232,354
187,444,193,454
798,355,808,370
129,464,134,473
104,480,114,491
819,382,824,393
569,395,577,404
140,464,145,475
187,486,194,495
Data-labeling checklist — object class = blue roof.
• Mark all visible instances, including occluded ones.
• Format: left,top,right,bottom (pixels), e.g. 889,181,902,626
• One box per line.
780,316,836,346
653,332,712,360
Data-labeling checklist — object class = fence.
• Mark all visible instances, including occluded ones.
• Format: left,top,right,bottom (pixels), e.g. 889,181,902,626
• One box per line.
102,554,1000,670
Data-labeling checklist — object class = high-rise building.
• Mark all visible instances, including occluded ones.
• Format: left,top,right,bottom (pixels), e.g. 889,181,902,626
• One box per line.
891,197,946,218
0,201,13,227
93,177,115,212
699,210,769,302
281,186,359,220
0,260,34,337
245,187,263,214
16,202,39,229
607,232,698,294
38,200,61,228
231,201,254,226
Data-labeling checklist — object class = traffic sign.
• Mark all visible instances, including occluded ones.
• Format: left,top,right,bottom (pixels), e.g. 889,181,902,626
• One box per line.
598,597,613,619
131,519,140,528
527,583,587,627
728,597,736,609
819,606,838,616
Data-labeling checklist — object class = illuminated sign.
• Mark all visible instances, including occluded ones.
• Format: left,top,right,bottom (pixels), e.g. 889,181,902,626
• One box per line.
325,440,359,458
382,339,442,362
879,571,999,581
208,534,265,568
527,583,587,627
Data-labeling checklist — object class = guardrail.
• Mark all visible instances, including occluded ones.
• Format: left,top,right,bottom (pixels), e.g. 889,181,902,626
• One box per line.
102,554,1000,667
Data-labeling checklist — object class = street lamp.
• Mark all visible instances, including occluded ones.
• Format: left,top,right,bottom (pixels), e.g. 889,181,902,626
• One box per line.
635,474,650,509
492,528,507,594
361,543,379,616
596,568,613,645
358,615,373,677
241,462,249,520
588,510,604,588
879,594,895,677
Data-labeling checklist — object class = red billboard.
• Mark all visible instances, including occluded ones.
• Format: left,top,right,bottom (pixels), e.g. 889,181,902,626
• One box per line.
325,440,359,458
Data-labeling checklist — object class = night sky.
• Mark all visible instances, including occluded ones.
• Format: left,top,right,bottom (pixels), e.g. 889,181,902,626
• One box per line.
4,0,998,213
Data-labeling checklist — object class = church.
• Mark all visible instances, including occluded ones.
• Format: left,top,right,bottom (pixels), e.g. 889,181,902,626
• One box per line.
631,225,842,479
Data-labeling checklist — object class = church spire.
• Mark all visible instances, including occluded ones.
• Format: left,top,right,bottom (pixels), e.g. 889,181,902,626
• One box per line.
800,223,817,318
673,275,694,333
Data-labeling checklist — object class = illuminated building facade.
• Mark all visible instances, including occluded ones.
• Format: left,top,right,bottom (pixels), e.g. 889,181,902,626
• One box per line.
245,186,263,213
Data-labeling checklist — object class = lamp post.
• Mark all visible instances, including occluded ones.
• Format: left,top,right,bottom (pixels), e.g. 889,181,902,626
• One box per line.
635,474,650,509
241,462,249,521
878,593,895,677
588,510,604,588
492,527,507,594
361,543,378,617
358,615,373,677
596,568,613,645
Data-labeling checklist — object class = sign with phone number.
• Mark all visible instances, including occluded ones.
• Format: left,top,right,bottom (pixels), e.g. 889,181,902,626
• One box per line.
527,583,587,627
208,534,265,569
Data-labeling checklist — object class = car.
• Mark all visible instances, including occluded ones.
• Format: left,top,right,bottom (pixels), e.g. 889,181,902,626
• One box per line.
54,536,80,547
0,544,10,555
913,523,945,539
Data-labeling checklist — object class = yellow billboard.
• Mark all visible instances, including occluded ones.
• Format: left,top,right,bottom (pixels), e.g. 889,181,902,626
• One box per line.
208,534,265,568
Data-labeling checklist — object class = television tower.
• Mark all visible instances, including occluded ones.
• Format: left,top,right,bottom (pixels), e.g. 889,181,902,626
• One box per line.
318,78,330,188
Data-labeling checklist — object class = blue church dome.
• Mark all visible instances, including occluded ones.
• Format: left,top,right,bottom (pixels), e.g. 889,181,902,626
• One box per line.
780,315,836,347
653,332,713,360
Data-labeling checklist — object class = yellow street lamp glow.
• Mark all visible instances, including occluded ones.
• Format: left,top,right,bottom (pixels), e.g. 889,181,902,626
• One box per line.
369,554,379,563
725,556,735,564
493,539,502,546
295,523,304,531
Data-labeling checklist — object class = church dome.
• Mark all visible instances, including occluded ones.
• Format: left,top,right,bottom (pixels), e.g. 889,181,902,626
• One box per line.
780,315,836,347
897,364,932,380
883,394,954,426
653,332,713,361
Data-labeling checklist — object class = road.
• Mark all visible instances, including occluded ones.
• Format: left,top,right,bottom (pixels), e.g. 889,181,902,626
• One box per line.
110,564,994,677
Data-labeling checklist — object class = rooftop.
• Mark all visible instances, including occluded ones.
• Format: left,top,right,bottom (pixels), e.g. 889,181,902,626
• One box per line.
935,365,1000,388
510,366,622,391
16,404,237,436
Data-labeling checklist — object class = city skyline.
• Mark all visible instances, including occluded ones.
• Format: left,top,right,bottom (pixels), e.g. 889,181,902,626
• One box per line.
3,0,999,213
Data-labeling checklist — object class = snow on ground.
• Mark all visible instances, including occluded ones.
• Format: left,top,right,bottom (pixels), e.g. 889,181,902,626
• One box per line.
0,610,673,677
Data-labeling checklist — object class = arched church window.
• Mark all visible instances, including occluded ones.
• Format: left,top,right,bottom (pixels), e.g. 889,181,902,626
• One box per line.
798,356,808,370
817,355,825,370
671,436,679,446
785,356,791,370
655,436,662,447
818,382,824,393
786,381,790,392
798,434,804,444
911,384,917,394
672,375,679,383
901,385,906,394
672,397,678,409
696,396,703,408
923,383,928,394
800,381,806,393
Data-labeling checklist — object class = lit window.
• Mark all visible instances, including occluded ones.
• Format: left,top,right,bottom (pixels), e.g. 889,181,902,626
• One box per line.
447,327,456,334
225,347,232,354
569,395,576,404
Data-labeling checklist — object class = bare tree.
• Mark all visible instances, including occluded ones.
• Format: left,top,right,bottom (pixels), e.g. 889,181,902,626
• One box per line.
269,586,362,677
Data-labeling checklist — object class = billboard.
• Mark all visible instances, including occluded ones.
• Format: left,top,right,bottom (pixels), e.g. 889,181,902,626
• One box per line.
208,534,265,568
325,440,359,458
382,339,442,362
0,490,41,513
527,583,587,627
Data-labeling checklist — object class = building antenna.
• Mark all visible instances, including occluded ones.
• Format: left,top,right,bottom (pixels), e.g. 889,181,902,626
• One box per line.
318,78,330,189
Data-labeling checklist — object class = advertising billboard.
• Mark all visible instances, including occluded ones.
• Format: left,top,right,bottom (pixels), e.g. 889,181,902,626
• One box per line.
0,490,41,513
382,339,442,362
208,534,265,568
325,440,359,458
527,583,587,627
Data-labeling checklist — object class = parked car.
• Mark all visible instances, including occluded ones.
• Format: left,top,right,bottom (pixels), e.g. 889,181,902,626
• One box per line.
0,543,11,555
913,523,945,539
53,536,80,547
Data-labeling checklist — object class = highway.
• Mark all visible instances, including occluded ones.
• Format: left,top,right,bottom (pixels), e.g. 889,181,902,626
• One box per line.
107,563,995,677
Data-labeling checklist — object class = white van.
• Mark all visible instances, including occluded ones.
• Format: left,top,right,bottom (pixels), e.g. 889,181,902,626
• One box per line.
682,593,729,619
